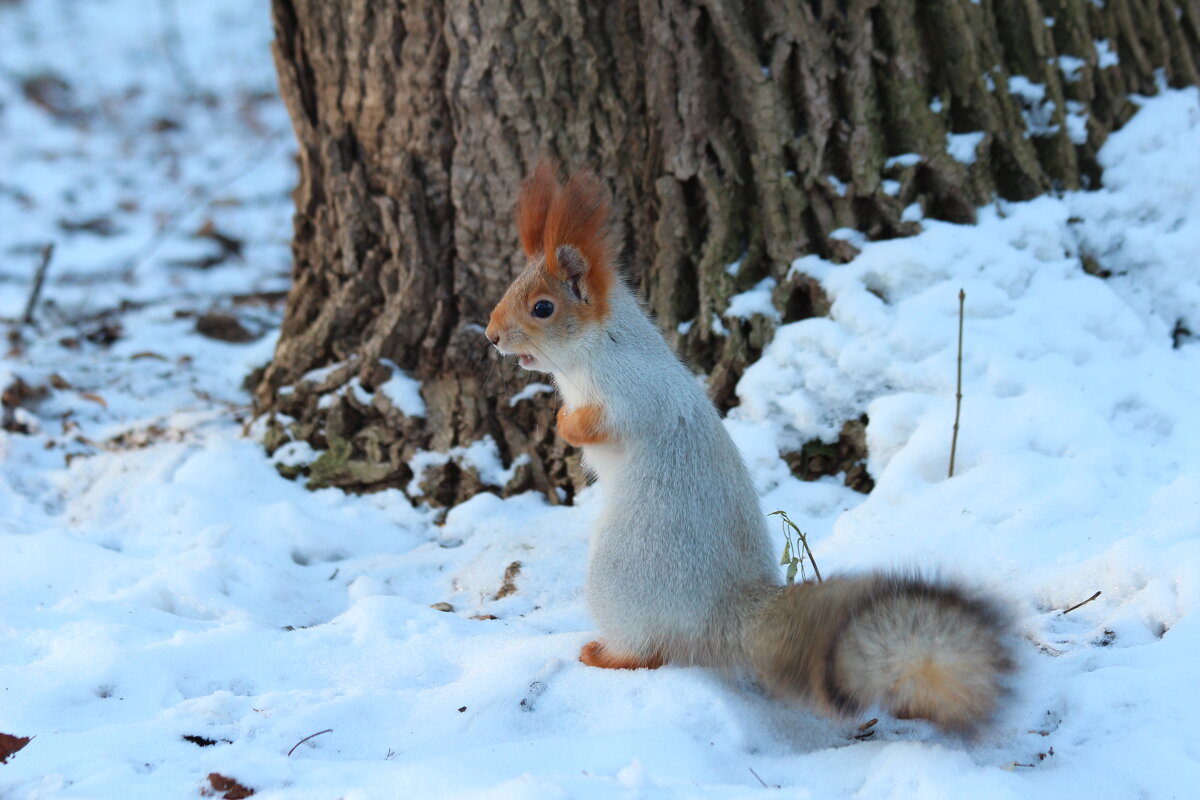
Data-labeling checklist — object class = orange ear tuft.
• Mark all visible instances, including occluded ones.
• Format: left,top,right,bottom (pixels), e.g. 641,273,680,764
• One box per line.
517,161,560,258
542,171,614,300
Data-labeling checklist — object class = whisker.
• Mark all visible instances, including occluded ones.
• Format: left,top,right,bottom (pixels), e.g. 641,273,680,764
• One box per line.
491,346,510,396
483,347,499,391
471,340,492,375
525,340,583,397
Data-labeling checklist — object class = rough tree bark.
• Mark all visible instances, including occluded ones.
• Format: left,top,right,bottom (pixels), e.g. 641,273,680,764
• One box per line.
256,0,1200,506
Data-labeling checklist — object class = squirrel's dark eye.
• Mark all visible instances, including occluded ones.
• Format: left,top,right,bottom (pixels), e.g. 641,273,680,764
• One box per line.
532,300,554,318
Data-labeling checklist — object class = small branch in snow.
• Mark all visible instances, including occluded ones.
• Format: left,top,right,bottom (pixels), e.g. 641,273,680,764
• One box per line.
287,728,332,757
948,289,965,478
159,0,197,97
748,767,775,788
21,243,55,328
1062,590,1101,615
119,140,281,282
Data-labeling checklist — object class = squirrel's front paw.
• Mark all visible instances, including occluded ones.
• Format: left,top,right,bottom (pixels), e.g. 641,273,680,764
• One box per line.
579,640,664,670
556,405,610,447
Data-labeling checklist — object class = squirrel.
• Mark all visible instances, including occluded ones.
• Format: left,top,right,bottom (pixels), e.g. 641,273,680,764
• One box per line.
484,163,1013,731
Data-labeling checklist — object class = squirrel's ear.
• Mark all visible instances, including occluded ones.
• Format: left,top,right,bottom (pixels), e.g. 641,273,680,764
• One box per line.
555,245,588,299
543,172,614,304
517,161,559,258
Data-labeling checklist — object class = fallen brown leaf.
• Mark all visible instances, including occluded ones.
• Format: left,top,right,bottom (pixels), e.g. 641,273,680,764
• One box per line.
0,732,32,764
205,772,254,799
493,561,522,600
195,312,255,343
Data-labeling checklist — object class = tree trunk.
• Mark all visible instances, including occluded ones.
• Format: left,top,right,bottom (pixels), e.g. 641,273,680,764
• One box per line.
257,0,1200,506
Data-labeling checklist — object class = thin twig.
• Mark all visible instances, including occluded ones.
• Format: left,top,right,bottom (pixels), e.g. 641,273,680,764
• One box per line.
287,728,332,757
22,243,55,327
120,140,282,279
1062,590,1101,615
159,0,197,97
948,288,965,478
748,766,769,789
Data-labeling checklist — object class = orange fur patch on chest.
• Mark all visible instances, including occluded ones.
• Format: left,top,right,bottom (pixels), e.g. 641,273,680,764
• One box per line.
557,404,610,447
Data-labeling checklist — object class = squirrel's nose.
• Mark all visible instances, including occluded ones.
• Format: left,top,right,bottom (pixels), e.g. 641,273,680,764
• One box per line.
484,313,503,347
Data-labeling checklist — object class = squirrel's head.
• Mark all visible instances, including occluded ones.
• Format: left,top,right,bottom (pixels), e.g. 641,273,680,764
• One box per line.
485,163,616,374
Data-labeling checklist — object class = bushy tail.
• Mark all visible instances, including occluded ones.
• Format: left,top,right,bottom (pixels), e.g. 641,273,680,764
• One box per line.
746,574,1013,731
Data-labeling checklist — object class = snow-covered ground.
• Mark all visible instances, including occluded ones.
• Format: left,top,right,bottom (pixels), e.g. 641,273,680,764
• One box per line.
2,2,1198,798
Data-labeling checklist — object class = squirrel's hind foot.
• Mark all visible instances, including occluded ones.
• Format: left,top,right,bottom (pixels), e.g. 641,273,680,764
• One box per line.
579,640,664,670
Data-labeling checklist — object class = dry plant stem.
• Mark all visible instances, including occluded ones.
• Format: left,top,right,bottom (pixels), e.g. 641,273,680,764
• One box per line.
799,531,822,584
286,728,332,757
158,0,197,97
948,289,965,478
1062,590,1102,615
770,511,823,583
121,140,281,279
22,243,55,327
748,767,769,789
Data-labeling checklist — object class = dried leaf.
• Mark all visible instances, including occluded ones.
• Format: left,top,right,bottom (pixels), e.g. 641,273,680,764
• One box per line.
0,732,32,764
492,561,522,600
79,392,107,409
183,734,228,747
195,312,256,343
82,320,123,345
57,216,121,237
206,773,254,799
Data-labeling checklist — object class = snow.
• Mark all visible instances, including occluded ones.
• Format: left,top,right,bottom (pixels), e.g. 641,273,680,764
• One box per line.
407,437,526,497
1057,54,1087,83
377,360,427,418
884,153,922,169
946,131,986,165
725,278,781,323
829,227,867,248
1096,39,1120,69
1064,100,1089,145
1008,76,1060,137
508,383,555,408
2,2,1199,798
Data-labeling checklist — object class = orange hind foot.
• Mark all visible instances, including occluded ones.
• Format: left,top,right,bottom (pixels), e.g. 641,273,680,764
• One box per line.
579,640,664,670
